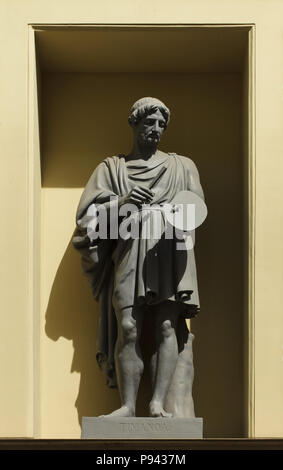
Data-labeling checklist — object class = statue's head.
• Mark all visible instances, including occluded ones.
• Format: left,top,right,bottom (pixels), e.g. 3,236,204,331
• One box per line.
128,97,170,149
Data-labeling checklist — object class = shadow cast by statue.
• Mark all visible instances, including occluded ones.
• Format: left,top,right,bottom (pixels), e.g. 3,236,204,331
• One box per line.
44,231,193,425
141,230,187,302
44,236,120,427
44,234,169,422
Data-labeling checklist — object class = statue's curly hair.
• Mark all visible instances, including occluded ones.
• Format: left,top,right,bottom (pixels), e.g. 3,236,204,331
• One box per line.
128,97,170,127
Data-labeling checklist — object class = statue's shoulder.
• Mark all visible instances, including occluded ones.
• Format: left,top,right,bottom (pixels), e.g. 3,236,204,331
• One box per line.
103,154,124,163
98,154,124,169
170,153,198,171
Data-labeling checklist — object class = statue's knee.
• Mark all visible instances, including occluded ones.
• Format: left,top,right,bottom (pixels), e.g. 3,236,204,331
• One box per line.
120,317,138,343
160,319,174,338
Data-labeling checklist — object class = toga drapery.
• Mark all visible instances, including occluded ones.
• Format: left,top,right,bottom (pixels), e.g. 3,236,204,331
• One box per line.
73,152,200,388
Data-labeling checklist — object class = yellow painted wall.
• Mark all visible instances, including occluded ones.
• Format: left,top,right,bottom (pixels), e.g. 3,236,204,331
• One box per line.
1,0,283,438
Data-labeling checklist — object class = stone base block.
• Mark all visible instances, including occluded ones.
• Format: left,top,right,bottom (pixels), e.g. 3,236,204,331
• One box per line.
81,417,203,439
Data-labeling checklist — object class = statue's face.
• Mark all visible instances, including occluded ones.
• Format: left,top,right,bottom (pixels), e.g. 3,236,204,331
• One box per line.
134,109,167,148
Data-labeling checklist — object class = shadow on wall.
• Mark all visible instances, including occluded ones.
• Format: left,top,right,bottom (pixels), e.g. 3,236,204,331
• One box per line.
44,238,120,425
44,236,156,425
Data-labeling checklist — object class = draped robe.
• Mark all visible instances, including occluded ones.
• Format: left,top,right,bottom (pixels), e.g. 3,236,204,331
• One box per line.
73,152,200,388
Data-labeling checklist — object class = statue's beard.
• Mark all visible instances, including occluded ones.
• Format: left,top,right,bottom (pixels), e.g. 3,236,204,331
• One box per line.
138,133,160,150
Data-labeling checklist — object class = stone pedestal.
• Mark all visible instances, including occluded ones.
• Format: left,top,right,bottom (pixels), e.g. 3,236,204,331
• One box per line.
81,417,203,439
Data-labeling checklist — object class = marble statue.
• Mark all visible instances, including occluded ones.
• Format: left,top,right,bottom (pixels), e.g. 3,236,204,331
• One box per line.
73,97,206,419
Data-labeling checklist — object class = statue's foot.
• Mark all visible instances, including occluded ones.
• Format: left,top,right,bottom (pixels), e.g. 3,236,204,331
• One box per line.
149,401,172,418
101,405,135,418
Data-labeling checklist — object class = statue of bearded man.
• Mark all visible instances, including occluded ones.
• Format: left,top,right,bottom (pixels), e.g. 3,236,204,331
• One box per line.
73,97,205,418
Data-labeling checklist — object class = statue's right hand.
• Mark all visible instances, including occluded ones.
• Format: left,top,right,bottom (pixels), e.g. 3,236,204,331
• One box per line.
120,186,154,208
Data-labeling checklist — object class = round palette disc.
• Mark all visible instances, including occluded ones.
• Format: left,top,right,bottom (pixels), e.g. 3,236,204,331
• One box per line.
165,190,208,231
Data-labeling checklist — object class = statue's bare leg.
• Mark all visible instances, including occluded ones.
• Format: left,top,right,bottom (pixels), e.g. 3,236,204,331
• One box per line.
106,305,144,417
149,302,179,417
150,350,157,391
